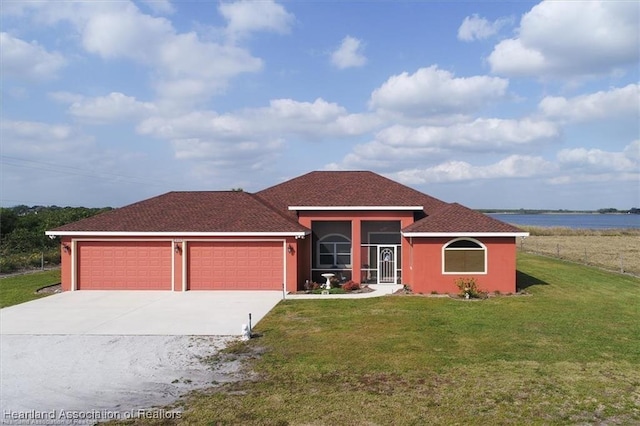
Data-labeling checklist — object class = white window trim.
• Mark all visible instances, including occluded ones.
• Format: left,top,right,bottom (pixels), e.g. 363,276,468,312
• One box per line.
442,237,487,275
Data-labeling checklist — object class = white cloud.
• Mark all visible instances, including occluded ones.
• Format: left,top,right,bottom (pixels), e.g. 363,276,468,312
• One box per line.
557,144,638,173
7,1,264,106
0,120,91,155
457,14,513,41
388,140,639,186
369,66,508,117
488,1,640,77
0,32,66,80
330,118,559,171
219,0,294,40
331,36,367,69
391,155,556,184
538,84,640,123
52,92,158,124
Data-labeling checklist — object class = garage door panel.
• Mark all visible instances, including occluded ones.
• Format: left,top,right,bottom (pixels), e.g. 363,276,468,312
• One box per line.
77,241,172,290
188,241,283,290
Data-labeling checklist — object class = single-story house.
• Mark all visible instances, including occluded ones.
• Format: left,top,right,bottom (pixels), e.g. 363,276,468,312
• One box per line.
46,171,528,294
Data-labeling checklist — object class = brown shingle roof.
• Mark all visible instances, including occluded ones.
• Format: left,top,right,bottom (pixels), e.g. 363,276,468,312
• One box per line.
49,191,308,234
402,203,526,234
256,171,448,215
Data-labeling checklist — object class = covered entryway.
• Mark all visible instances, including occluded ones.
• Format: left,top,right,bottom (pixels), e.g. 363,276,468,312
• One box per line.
77,241,172,290
187,241,284,290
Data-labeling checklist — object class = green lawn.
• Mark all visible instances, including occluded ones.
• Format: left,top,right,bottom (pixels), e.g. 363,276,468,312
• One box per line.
164,253,640,426
0,270,61,308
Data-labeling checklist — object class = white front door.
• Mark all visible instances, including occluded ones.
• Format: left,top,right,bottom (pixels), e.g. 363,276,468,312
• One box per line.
378,246,396,284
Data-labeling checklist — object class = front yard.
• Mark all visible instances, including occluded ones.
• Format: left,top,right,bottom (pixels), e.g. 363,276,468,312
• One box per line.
136,252,639,425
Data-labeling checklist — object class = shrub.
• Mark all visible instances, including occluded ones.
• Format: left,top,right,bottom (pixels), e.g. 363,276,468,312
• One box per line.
342,280,361,292
455,277,486,299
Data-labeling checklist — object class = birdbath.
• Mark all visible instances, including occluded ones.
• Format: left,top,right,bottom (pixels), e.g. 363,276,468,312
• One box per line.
321,273,334,293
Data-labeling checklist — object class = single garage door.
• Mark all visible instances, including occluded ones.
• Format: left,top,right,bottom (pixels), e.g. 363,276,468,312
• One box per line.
77,241,172,290
188,241,283,290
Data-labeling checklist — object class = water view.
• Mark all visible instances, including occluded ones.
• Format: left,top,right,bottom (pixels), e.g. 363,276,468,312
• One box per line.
487,213,640,229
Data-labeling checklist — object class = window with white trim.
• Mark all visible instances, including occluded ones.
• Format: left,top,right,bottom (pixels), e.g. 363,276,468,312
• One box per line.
443,238,486,274
317,234,351,267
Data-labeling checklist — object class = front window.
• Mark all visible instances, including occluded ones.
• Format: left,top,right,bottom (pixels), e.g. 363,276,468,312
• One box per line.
443,238,486,274
317,234,351,267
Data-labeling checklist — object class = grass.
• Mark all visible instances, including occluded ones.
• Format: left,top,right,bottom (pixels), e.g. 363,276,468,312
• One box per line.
118,252,640,425
0,270,61,308
517,227,640,276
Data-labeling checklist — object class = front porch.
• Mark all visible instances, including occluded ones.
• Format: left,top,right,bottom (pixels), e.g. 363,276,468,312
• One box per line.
309,220,404,285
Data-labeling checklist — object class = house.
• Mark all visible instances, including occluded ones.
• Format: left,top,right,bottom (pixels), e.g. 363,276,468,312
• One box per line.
46,171,528,294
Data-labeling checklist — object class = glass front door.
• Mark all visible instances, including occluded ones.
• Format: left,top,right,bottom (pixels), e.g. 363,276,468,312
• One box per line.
378,246,396,284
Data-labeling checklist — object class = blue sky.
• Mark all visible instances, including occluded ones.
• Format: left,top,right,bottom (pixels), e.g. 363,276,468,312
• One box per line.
1,0,638,210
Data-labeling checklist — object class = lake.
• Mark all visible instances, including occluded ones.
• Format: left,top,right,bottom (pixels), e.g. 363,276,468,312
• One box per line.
486,213,640,229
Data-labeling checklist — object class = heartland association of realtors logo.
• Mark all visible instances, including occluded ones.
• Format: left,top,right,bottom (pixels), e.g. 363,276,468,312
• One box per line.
2,409,182,424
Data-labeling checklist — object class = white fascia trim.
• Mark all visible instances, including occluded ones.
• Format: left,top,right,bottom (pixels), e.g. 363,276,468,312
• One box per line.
402,232,530,238
288,206,423,211
45,231,309,237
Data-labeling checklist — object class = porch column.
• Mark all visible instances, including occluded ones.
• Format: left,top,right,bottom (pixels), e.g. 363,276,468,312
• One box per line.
352,219,361,283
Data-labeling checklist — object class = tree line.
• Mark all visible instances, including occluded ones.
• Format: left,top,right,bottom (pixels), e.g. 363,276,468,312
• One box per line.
0,205,111,272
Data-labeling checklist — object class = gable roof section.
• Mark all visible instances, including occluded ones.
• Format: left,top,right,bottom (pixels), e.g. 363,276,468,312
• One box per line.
47,191,309,236
256,171,448,215
402,203,528,237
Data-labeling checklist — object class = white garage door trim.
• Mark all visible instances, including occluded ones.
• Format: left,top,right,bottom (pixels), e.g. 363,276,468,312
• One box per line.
182,238,288,292
71,239,175,291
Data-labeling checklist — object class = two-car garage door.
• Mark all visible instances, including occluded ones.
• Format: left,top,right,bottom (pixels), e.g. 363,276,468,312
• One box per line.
76,240,284,290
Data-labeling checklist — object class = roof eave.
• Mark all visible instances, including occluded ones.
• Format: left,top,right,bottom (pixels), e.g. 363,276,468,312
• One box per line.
402,231,530,238
45,231,310,238
288,205,424,211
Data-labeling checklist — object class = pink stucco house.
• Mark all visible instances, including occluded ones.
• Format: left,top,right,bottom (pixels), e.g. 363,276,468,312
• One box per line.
47,171,528,294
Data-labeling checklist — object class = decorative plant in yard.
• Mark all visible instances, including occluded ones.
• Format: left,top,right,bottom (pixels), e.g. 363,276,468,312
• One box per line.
341,280,361,292
455,277,487,299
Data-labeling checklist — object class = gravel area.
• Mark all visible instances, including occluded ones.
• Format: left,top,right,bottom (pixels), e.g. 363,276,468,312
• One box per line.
0,335,239,424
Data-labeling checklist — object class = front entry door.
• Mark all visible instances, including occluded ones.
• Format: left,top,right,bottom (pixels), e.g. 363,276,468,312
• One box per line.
378,246,396,284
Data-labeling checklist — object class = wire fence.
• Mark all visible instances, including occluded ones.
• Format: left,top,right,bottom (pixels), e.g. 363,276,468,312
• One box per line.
518,235,640,277
0,251,61,275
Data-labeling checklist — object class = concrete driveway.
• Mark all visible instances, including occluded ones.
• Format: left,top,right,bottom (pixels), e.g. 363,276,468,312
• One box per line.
0,291,282,421
0,290,283,335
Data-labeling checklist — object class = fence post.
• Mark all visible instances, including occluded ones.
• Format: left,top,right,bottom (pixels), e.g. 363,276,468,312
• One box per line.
620,253,624,273
556,244,560,258
584,248,588,265
41,252,44,270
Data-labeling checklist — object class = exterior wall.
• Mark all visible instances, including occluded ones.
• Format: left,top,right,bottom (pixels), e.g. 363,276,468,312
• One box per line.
407,236,517,294
297,211,415,289
58,235,298,292
60,237,73,292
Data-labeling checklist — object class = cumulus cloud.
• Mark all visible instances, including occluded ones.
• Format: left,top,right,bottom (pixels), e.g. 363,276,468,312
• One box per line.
0,32,66,80
369,66,508,117
51,92,158,124
331,36,367,69
488,1,640,77
219,0,294,40
457,14,513,41
7,1,264,106
390,155,556,184
388,140,640,187
0,120,91,155
538,84,640,123
329,118,559,171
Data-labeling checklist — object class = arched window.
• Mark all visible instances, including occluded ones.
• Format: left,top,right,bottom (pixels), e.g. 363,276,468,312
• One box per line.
443,238,486,274
317,234,351,268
